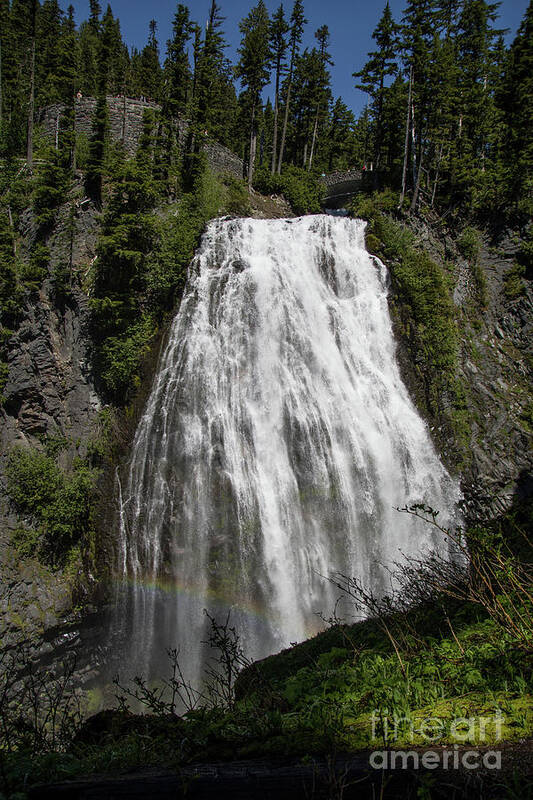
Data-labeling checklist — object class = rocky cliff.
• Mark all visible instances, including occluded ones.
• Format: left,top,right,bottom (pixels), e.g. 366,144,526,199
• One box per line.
404,216,532,516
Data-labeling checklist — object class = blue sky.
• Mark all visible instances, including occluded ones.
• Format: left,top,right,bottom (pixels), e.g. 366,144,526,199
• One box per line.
59,0,530,117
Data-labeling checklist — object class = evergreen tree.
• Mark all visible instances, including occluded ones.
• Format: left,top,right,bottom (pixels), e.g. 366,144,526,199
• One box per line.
236,0,271,189
0,0,10,138
194,0,237,146
91,109,158,399
380,74,408,183
353,2,398,175
99,5,129,95
498,0,533,213
269,4,289,173
78,20,99,97
164,4,193,116
324,97,357,171
89,0,101,34
58,5,78,104
85,93,108,204
277,0,306,172
454,0,501,206
307,25,333,170
26,0,38,170
400,0,435,208
139,20,162,102
36,0,69,107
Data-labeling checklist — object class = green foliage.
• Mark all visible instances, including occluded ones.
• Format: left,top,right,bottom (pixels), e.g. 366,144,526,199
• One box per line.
75,134,90,171
90,124,227,401
221,174,251,216
457,226,481,262
504,263,527,300
5,444,98,567
2,507,532,794
253,165,321,214
350,193,469,456
21,242,50,289
99,315,155,397
85,95,109,204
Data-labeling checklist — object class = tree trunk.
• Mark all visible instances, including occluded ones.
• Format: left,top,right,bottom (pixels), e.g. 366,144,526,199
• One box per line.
121,91,126,143
398,66,413,209
308,104,319,171
277,63,293,174
27,35,36,171
271,67,280,174
410,94,417,187
410,147,423,215
248,101,257,191
7,206,16,258
430,142,444,207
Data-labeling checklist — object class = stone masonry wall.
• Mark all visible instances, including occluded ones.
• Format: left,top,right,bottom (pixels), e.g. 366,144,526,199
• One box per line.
38,96,243,180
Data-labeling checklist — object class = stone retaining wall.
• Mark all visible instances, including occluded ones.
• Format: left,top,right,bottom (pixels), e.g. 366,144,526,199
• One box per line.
38,96,243,180
320,168,362,188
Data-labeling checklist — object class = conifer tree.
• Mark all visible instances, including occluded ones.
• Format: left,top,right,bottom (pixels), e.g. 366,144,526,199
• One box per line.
0,0,9,134
139,20,162,102
26,0,38,170
99,5,128,95
498,0,533,213
194,0,237,146
400,0,434,209
325,97,357,171
164,4,193,116
236,0,271,189
354,2,398,175
277,0,306,173
454,0,501,205
307,25,333,170
269,4,289,173
78,20,99,97
89,0,101,33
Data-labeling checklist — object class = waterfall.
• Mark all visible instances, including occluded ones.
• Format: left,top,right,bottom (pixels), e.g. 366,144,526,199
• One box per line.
114,215,460,687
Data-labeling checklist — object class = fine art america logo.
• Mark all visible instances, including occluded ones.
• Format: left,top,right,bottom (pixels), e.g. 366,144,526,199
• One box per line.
369,710,504,770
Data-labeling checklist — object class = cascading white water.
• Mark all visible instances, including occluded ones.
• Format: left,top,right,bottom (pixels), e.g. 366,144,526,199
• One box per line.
115,214,460,685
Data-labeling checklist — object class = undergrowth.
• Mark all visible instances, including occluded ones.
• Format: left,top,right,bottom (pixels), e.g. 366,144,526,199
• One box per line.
1,507,531,798
253,165,322,215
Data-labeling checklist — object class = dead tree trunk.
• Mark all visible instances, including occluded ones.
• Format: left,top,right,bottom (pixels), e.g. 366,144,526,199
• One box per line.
308,105,320,171
398,66,413,209
248,101,257,191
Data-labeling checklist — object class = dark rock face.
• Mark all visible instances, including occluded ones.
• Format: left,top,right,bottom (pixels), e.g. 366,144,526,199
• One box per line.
2,291,99,440
399,216,532,517
0,191,102,648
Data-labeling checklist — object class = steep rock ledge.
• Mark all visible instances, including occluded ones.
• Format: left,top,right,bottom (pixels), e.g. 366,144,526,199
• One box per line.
396,214,532,516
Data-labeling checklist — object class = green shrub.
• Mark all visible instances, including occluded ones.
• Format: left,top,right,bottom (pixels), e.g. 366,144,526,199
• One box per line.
253,166,321,214
5,445,98,566
504,262,526,300
222,174,250,216
75,133,90,171
20,242,49,289
457,226,481,262
99,315,155,397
